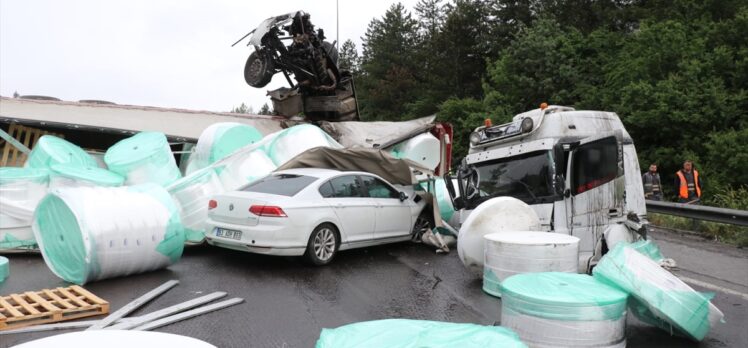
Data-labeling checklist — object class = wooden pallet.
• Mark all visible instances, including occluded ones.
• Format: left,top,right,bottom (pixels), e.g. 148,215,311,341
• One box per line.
0,123,64,167
0,286,109,331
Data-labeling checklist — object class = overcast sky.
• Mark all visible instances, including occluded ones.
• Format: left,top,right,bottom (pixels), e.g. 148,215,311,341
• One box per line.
0,0,419,113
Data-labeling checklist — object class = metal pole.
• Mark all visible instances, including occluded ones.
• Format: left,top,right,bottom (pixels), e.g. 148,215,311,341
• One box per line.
105,292,227,330
336,0,339,51
131,298,245,331
86,280,179,330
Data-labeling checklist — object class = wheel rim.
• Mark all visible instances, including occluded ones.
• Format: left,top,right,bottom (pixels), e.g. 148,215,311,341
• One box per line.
313,228,336,261
412,217,431,241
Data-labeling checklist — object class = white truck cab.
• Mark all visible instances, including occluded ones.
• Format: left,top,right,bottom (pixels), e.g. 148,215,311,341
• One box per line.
446,105,647,272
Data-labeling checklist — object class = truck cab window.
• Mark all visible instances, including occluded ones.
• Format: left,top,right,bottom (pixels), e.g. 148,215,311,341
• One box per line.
470,150,554,206
572,137,618,195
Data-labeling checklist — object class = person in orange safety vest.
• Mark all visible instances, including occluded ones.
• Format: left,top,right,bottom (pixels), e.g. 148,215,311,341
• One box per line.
674,160,702,204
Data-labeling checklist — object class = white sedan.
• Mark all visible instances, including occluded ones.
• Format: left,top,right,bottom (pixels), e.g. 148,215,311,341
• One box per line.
205,168,432,265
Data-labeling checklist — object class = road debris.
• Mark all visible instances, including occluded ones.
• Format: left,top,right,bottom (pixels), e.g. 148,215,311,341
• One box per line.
0,285,109,331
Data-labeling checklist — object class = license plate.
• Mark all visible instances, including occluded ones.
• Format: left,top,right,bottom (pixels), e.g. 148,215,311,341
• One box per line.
215,228,242,240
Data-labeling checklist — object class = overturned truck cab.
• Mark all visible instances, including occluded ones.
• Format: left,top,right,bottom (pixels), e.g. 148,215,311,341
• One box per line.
446,105,648,273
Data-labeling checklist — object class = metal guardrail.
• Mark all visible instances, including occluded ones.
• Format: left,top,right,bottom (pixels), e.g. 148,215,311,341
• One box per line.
646,200,748,226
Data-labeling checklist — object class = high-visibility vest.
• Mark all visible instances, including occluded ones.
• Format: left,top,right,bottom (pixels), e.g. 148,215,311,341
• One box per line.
676,170,701,199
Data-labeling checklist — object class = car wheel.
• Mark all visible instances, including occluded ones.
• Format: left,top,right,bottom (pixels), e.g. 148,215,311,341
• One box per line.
411,211,434,242
244,50,275,88
304,224,338,265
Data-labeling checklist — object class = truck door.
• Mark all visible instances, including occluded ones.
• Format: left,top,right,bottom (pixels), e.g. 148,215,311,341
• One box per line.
564,131,625,268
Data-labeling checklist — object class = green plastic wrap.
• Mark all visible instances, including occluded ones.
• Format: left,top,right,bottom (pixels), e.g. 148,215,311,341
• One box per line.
166,167,224,244
501,272,628,321
209,123,263,163
50,164,125,187
0,256,8,283
315,319,527,348
593,243,722,341
33,184,185,284
104,132,182,187
629,239,664,262
419,178,455,222
25,135,97,169
0,167,49,184
264,124,342,165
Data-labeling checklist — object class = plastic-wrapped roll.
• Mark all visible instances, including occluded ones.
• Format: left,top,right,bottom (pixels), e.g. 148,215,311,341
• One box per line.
483,232,579,297
13,330,217,348
214,149,277,191
593,244,723,341
24,135,98,169
419,178,455,223
264,124,342,166
187,123,263,174
316,319,527,348
32,184,185,284
105,132,182,187
0,256,8,283
390,132,441,170
0,168,49,250
457,197,541,277
167,167,225,244
501,272,628,348
49,164,125,189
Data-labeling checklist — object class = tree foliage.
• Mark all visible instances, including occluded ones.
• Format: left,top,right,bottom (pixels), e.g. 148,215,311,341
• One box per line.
353,0,747,198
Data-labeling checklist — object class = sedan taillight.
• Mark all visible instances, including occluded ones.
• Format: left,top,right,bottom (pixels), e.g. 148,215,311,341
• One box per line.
208,199,218,210
249,205,287,217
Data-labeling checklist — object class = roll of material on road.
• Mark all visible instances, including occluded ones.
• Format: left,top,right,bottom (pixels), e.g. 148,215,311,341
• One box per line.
187,122,263,174
167,167,225,244
0,167,49,250
32,184,185,284
501,272,628,348
49,164,125,189
593,243,724,341
13,330,217,348
104,132,182,187
483,231,579,297
457,197,541,277
0,256,8,283
24,135,98,169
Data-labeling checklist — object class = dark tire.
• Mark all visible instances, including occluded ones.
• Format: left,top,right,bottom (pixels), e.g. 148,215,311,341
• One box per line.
304,224,339,266
244,50,274,88
411,210,434,242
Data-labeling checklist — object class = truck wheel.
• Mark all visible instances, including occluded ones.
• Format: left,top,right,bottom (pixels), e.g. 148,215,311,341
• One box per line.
304,224,338,266
244,50,274,88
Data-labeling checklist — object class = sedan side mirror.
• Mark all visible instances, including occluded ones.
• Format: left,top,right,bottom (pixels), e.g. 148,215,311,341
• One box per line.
399,191,409,202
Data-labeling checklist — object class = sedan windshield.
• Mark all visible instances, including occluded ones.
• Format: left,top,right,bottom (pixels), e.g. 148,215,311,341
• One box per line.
471,150,554,206
242,174,317,196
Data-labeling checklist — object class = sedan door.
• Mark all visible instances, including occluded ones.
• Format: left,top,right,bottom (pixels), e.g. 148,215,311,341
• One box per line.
359,175,413,239
321,175,377,243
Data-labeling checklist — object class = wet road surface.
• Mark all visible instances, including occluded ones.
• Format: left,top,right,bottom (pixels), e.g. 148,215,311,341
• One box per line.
1,228,746,347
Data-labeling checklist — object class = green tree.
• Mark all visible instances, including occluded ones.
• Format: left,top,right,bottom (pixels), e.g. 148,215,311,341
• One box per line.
258,103,273,115
230,103,254,114
338,39,360,75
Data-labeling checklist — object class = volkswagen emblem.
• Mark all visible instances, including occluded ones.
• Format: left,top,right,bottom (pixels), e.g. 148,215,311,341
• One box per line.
229,203,234,211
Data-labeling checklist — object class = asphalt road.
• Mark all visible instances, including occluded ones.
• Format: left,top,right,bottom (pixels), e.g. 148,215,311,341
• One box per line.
1,228,746,347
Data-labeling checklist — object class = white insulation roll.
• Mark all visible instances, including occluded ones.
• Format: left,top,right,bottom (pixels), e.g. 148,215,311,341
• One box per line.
500,272,628,348
483,231,579,297
457,197,541,277
187,122,263,174
14,330,217,348
390,132,441,170
32,184,186,284
0,168,49,250
167,167,225,244
104,132,182,187
49,164,125,189
264,124,342,166
214,149,277,191
593,243,724,341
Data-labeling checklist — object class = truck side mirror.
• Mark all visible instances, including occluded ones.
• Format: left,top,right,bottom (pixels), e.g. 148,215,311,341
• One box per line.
554,174,566,196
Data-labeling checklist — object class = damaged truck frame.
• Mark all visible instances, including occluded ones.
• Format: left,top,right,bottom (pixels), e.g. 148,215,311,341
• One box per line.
446,105,648,273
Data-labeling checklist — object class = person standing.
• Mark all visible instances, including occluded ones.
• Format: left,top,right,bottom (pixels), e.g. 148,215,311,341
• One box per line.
674,160,702,204
642,163,662,201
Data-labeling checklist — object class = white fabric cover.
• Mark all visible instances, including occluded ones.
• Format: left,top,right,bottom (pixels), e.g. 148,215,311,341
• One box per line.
501,309,626,348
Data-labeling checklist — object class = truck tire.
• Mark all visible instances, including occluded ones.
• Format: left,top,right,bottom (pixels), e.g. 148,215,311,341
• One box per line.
244,50,274,88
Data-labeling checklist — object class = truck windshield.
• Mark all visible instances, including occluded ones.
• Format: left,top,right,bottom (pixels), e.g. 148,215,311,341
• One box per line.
470,150,554,206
